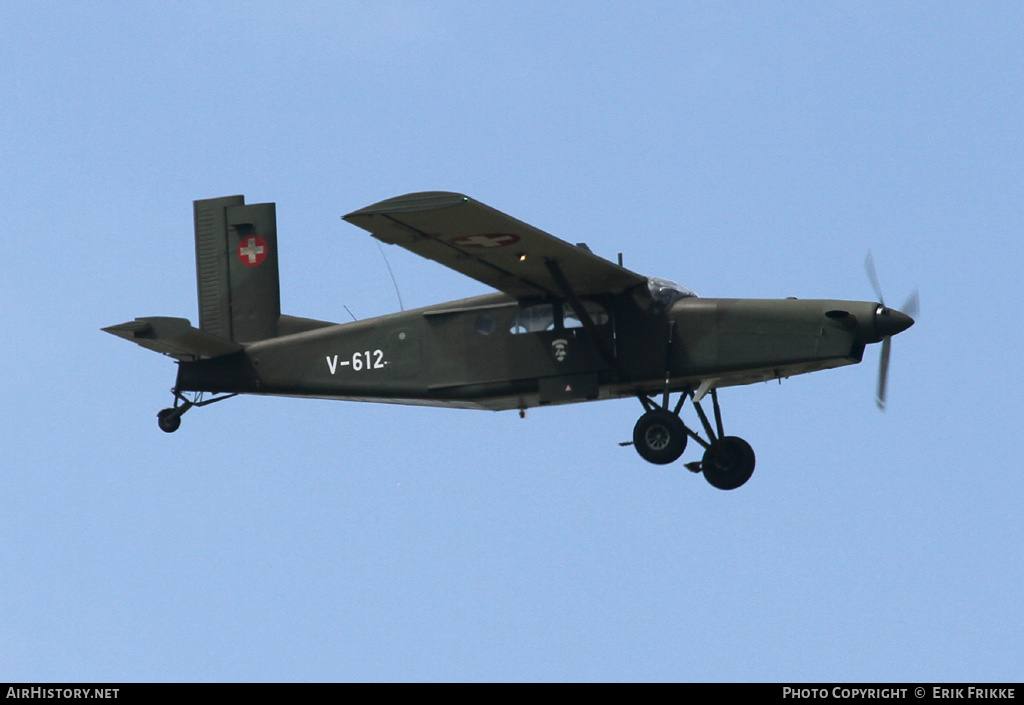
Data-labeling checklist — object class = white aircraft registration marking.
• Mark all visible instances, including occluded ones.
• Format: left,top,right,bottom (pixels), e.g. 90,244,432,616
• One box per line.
326,350,387,374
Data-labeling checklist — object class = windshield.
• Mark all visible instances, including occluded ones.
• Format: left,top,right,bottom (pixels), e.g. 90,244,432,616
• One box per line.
647,277,698,307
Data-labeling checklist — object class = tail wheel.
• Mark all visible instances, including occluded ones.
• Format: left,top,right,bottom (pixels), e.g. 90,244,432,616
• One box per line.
632,409,688,465
157,408,182,433
701,436,756,490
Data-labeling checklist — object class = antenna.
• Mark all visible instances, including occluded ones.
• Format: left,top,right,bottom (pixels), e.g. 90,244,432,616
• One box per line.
377,242,404,312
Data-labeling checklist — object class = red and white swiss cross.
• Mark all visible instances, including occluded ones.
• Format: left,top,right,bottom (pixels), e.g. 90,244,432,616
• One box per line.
449,233,521,248
238,235,268,266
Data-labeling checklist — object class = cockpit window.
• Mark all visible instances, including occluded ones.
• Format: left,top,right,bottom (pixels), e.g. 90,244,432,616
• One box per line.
647,277,697,307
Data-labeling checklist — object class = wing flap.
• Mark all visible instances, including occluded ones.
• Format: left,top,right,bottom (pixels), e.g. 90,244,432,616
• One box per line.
102,317,243,360
343,192,647,299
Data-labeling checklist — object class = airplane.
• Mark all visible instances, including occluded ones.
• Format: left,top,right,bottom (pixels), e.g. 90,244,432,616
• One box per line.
103,192,916,490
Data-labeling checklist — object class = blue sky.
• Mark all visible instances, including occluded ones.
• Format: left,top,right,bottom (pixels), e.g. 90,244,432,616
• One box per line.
2,1,1021,682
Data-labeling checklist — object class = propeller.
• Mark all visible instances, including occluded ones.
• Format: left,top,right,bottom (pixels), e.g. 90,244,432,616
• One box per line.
864,252,919,410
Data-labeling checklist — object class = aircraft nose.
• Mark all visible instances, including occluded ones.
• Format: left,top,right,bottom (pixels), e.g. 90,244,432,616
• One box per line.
875,306,915,338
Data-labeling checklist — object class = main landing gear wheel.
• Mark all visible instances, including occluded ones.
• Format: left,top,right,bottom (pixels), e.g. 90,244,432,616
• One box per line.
701,436,756,491
627,387,757,490
632,409,688,465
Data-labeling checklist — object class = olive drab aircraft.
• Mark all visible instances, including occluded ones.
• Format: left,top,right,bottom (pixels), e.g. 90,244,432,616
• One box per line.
104,193,917,490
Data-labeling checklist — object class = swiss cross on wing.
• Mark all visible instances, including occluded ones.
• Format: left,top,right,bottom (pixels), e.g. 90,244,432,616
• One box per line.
449,233,521,248
238,236,268,266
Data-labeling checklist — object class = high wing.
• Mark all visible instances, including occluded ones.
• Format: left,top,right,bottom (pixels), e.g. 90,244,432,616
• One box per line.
343,192,648,299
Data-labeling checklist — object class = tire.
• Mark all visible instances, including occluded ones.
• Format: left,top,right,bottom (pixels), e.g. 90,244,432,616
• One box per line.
632,409,687,465
157,408,181,433
702,436,755,490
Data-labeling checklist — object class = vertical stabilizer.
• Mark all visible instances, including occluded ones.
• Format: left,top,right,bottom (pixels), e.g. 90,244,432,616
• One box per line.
193,196,281,343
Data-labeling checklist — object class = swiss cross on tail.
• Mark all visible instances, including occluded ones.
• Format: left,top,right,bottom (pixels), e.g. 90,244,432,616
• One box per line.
238,236,268,266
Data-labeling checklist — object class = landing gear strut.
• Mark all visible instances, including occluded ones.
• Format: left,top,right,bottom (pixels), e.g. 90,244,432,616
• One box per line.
156,389,237,433
626,387,756,490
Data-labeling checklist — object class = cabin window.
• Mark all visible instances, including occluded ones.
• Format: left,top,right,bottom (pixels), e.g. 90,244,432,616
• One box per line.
563,301,609,329
475,314,496,335
510,304,554,334
510,301,609,334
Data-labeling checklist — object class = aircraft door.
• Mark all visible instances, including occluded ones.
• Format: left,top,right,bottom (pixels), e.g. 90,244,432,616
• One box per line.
506,300,612,382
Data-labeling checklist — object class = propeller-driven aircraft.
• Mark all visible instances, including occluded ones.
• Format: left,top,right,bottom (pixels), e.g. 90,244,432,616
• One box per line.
104,193,916,490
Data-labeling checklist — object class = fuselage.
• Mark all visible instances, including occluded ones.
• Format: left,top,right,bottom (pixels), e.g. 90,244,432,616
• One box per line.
176,286,901,412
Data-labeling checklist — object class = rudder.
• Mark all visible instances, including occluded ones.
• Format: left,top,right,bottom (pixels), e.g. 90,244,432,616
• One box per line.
193,195,281,343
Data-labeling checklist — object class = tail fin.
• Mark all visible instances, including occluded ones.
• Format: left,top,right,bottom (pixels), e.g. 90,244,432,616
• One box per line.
193,195,281,343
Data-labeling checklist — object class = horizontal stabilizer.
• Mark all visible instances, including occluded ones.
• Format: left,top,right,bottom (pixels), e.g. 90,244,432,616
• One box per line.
102,317,242,360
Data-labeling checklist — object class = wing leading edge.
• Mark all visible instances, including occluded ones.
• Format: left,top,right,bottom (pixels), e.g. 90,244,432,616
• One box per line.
342,192,647,300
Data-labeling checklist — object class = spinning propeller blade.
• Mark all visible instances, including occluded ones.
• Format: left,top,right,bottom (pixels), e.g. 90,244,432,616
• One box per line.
876,336,892,410
864,252,918,411
901,288,920,320
864,252,886,306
